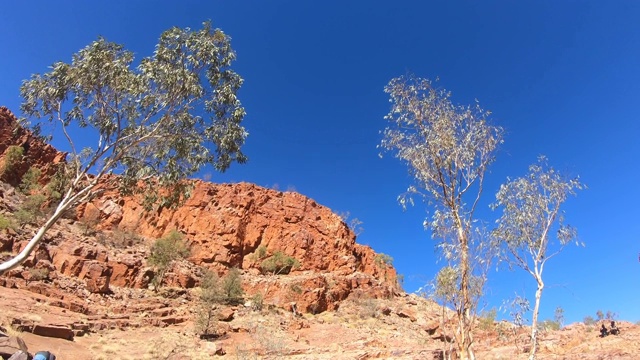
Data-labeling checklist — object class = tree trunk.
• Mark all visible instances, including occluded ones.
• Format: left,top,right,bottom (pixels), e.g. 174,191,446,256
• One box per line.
0,179,98,275
0,204,67,275
529,278,544,360
456,220,475,360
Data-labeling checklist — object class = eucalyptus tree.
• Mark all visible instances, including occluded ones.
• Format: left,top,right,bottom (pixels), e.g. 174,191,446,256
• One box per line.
0,21,247,275
492,156,584,360
380,75,503,360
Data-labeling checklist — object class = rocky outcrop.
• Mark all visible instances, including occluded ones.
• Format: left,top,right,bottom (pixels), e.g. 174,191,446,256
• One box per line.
76,181,399,311
0,106,399,313
0,107,66,187
79,181,396,278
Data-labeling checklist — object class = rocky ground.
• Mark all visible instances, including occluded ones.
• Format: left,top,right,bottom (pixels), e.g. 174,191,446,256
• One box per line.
1,278,639,359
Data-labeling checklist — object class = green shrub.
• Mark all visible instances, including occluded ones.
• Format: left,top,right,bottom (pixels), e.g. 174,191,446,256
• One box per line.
195,268,244,338
221,268,244,304
195,270,220,338
260,251,300,275
44,163,70,201
0,214,14,231
14,194,46,226
199,268,244,305
1,145,23,177
28,268,50,281
195,302,218,339
374,253,394,267
255,245,267,259
149,230,189,266
538,319,560,331
148,230,189,290
18,167,41,194
479,308,497,330
200,270,223,303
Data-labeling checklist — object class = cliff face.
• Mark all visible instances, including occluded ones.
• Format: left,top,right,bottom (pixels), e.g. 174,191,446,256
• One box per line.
79,181,394,278
0,106,67,186
0,106,399,313
74,180,400,312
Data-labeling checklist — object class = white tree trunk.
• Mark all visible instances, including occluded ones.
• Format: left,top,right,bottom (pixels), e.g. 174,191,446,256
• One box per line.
454,218,475,360
0,204,67,275
529,278,544,360
0,180,98,275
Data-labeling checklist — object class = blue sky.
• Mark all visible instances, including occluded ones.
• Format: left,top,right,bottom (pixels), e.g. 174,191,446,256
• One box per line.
1,1,639,324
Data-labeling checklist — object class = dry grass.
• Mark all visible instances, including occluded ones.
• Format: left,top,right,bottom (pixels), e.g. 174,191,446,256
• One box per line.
2,324,24,338
86,330,220,360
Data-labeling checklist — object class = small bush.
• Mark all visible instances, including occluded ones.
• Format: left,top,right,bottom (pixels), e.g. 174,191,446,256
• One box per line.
479,308,497,330
0,214,15,231
43,163,71,201
583,316,595,326
260,251,300,275
255,245,267,259
357,297,379,319
250,293,264,311
18,167,41,194
148,230,189,290
200,270,223,303
221,268,244,305
199,268,244,305
1,145,24,177
109,228,142,248
538,319,560,331
374,253,394,267
195,268,244,338
149,230,189,266
195,303,218,339
28,268,50,281
14,194,47,226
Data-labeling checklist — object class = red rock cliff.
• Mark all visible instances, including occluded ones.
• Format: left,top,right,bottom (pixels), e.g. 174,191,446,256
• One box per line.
0,106,67,186
1,106,399,312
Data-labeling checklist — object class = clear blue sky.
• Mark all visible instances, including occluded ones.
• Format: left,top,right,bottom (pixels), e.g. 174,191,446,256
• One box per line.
1,1,639,324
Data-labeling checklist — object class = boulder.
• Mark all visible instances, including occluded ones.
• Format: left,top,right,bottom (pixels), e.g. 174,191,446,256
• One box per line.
0,330,28,359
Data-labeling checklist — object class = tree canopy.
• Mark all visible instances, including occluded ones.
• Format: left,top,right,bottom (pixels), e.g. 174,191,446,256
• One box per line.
0,21,247,274
380,75,503,360
492,156,584,359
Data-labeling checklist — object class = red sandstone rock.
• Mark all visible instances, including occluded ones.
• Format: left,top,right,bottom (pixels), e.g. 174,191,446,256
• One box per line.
218,308,235,322
0,107,67,187
0,106,399,313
